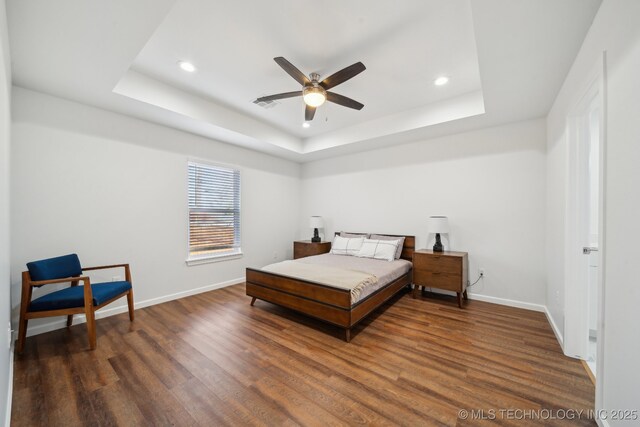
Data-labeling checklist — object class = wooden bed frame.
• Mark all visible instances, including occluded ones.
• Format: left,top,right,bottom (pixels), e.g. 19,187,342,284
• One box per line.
246,233,414,342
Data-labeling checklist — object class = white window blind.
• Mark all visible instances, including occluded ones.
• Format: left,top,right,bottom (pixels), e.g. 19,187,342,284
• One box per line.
188,162,241,260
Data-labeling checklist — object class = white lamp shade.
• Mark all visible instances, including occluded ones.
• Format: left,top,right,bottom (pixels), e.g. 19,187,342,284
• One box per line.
309,216,324,228
428,216,450,233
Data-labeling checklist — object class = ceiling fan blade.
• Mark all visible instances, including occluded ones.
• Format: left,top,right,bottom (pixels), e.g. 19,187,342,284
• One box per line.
320,62,366,90
326,92,364,110
256,91,302,103
274,57,310,86
305,105,316,121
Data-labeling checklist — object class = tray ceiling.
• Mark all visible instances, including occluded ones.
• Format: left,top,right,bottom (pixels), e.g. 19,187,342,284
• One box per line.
7,0,601,162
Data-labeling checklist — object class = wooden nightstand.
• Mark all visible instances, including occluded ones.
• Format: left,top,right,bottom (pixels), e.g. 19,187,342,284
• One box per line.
412,249,469,308
293,240,332,259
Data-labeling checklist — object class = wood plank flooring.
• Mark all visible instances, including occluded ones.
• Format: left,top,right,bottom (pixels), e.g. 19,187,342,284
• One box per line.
11,284,596,426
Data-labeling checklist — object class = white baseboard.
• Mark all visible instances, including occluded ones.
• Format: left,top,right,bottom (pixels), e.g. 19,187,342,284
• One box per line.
466,292,567,355
25,277,244,337
4,343,13,427
543,306,564,348
466,293,567,349
467,292,546,312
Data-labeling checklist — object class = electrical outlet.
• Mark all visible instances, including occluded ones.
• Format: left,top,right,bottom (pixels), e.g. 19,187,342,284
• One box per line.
479,268,485,277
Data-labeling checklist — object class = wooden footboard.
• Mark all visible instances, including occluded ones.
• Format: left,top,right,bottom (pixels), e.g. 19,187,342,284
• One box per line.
246,268,352,327
246,268,410,341
246,233,415,342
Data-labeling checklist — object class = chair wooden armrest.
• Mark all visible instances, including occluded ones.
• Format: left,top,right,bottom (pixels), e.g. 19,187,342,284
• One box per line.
82,264,131,282
28,276,91,287
82,263,129,271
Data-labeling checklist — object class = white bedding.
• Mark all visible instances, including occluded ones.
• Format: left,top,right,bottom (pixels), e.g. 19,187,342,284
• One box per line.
262,253,412,305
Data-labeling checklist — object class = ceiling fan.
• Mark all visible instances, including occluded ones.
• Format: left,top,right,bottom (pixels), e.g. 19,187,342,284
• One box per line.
255,57,366,121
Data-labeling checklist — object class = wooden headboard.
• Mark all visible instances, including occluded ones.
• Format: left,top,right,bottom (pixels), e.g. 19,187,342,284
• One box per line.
334,232,415,261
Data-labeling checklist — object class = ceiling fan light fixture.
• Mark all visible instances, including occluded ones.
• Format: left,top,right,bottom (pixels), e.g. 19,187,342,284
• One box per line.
257,57,365,121
303,86,326,107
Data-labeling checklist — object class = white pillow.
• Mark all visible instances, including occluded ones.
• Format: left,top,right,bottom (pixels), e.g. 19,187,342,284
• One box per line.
355,239,400,262
330,235,365,256
370,234,405,260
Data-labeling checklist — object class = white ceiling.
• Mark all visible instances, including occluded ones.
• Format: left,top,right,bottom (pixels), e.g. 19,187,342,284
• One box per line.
6,0,601,162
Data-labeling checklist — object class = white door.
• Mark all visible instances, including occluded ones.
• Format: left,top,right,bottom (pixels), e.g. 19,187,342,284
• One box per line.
583,99,600,372
564,69,604,370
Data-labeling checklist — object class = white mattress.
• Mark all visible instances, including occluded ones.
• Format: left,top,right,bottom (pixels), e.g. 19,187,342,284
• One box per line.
294,253,412,305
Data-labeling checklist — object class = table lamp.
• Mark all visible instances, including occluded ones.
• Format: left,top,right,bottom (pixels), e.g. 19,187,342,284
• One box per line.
428,216,449,252
310,216,323,243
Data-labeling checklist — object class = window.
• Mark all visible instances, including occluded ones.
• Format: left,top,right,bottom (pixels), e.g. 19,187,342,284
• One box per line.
187,161,241,263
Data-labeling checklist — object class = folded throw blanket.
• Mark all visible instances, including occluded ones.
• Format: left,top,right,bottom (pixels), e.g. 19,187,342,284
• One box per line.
262,260,378,303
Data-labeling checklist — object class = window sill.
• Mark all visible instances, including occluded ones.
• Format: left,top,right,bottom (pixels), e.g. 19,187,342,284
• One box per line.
186,251,243,266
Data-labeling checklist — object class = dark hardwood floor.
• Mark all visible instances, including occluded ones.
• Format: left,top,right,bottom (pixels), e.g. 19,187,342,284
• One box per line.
12,284,595,426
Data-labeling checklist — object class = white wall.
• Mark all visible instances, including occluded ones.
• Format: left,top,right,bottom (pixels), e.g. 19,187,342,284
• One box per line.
301,118,547,308
546,0,640,423
10,87,301,334
0,0,11,424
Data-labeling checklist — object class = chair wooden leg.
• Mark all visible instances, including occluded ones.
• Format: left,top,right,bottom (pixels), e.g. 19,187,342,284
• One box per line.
86,309,97,350
68,279,79,329
18,273,33,354
127,290,135,321
17,317,28,354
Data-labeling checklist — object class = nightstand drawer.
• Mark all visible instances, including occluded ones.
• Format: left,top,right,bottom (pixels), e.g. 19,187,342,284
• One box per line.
414,270,462,292
413,254,461,274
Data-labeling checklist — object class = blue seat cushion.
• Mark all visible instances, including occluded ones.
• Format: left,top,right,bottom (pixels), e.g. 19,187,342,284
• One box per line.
27,254,82,282
29,281,132,312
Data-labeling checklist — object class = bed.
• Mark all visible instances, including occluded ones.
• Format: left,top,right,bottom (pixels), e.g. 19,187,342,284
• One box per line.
246,233,415,341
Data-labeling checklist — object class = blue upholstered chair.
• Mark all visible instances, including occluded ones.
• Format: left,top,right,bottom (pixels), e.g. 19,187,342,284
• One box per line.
18,254,134,353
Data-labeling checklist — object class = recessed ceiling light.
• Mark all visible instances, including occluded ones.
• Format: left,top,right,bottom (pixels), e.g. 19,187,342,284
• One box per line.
178,61,196,73
302,122,311,128
434,76,449,86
